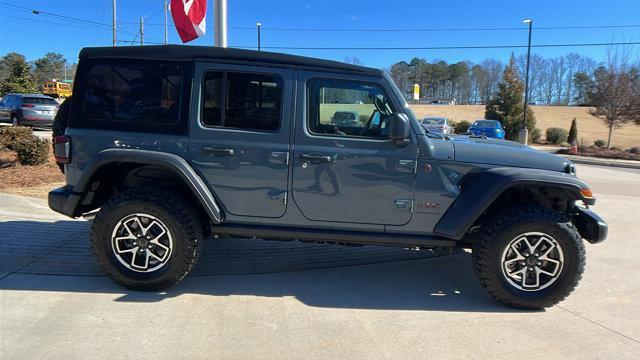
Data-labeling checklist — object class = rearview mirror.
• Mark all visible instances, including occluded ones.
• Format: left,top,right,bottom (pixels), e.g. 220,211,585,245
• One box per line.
388,113,410,143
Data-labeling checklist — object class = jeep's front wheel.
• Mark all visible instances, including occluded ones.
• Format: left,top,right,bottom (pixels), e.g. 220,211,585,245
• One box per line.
473,205,585,309
90,187,203,291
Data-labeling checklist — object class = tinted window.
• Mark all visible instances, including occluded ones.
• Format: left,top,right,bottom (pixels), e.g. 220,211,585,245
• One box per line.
422,118,446,125
84,63,182,124
201,71,282,131
307,79,393,138
473,120,498,128
24,97,58,105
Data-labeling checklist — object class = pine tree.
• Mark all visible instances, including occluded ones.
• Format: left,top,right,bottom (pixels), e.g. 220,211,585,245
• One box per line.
0,53,36,95
485,56,536,140
567,118,578,144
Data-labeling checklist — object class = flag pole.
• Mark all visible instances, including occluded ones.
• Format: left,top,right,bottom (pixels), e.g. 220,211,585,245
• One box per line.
214,0,227,47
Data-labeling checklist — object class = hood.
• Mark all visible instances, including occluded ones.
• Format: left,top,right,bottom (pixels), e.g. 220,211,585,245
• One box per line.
449,135,571,172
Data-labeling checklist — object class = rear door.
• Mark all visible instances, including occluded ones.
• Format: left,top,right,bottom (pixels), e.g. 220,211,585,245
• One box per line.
189,62,293,218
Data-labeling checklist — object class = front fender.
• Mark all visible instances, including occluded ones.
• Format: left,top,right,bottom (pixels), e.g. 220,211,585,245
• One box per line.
434,167,593,240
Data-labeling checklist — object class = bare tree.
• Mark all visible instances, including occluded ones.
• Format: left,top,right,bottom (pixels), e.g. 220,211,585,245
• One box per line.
588,48,640,148
344,57,364,66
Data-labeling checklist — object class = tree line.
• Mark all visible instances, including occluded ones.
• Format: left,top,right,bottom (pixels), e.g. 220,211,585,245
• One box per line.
0,52,76,95
388,53,638,106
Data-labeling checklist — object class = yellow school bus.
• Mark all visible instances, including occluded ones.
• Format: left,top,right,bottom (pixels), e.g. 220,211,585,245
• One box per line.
43,81,72,99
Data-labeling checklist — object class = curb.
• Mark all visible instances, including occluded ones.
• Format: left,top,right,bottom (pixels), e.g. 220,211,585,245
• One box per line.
556,155,640,170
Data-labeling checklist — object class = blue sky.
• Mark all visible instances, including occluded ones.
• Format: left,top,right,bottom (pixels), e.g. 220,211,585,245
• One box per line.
1,0,639,68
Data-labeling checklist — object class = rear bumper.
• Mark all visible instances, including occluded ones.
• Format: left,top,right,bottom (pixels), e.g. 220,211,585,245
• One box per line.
571,207,608,244
48,185,81,218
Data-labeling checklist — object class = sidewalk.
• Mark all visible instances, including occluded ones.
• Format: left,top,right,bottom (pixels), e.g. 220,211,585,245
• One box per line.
531,145,640,169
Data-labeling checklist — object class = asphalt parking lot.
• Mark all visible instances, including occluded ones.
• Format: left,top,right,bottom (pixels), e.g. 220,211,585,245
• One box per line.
1,164,638,359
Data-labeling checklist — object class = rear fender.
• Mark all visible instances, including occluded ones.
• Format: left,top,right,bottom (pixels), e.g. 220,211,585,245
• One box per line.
70,148,223,223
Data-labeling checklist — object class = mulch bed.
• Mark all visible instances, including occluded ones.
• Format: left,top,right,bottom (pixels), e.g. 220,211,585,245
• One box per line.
556,146,640,161
0,150,65,190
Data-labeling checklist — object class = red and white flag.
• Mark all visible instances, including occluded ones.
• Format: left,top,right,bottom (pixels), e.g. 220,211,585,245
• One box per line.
171,0,207,43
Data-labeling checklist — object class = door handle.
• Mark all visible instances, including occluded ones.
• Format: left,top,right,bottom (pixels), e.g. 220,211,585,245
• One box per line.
202,147,235,157
300,154,332,164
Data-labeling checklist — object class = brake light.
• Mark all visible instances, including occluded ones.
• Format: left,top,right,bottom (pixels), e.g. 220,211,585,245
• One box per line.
22,103,35,108
54,136,71,164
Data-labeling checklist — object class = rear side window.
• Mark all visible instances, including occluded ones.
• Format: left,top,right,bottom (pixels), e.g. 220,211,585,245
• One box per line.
201,71,282,131
83,62,182,125
24,97,58,105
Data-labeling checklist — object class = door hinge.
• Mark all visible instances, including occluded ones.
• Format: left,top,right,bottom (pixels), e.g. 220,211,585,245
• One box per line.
394,199,414,212
269,191,287,205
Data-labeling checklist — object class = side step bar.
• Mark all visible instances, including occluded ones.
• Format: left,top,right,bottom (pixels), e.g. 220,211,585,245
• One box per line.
211,224,457,248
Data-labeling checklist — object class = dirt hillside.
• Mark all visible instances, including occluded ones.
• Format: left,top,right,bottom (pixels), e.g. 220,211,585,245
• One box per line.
410,105,639,149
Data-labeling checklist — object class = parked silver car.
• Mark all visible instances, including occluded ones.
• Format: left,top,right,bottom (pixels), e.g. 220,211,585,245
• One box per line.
421,116,452,134
0,93,59,127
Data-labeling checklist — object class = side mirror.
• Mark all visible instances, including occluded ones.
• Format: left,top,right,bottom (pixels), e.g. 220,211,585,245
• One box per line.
388,113,410,142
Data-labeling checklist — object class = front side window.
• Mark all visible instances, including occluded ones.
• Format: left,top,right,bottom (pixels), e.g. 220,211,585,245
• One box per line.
84,62,182,124
201,71,283,131
307,79,394,138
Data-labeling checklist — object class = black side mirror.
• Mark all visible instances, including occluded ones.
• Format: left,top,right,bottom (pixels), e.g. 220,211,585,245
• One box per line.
388,113,410,143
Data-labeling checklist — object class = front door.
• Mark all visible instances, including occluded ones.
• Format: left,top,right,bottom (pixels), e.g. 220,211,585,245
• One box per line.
292,72,418,226
189,63,293,218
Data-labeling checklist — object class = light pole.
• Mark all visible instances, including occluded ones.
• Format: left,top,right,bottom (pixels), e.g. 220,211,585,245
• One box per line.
520,18,533,144
256,22,262,51
112,0,117,47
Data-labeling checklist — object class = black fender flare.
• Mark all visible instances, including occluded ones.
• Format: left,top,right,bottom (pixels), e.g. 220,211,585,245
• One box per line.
434,167,592,240
71,148,223,223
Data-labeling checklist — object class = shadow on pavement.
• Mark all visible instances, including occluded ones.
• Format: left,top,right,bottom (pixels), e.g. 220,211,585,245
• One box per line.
0,220,518,313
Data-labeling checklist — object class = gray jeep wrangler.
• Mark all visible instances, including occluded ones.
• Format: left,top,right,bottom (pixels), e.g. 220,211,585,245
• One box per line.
49,45,607,309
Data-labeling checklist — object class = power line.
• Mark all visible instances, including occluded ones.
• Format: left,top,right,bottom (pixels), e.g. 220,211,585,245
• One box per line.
229,24,640,32
1,2,111,28
0,2,133,34
231,41,640,51
120,21,640,32
1,14,100,29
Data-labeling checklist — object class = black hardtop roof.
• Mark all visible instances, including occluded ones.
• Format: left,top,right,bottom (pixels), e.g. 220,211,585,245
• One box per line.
79,45,382,75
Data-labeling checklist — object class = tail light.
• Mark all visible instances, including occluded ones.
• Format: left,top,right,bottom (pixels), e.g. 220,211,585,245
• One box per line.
54,136,71,164
22,103,35,108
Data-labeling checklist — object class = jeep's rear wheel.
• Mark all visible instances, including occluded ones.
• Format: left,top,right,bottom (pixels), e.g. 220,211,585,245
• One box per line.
91,187,203,291
473,205,585,309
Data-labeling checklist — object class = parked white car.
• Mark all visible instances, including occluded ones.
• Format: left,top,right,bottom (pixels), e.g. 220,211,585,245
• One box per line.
421,116,452,134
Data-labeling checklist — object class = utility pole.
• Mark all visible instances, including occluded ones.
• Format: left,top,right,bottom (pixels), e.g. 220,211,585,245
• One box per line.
112,0,117,46
520,18,533,145
214,0,227,47
140,17,145,46
164,0,169,45
256,22,262,50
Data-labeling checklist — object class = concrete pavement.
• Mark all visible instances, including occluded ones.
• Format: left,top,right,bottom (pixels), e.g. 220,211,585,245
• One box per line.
1,164,639,359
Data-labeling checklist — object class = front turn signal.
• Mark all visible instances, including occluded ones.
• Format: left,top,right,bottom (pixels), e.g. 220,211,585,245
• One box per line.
581,188,594,199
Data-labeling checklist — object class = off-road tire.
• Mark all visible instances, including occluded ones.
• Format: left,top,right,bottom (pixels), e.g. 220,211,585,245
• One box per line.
90,187,203,291
472,204,585,309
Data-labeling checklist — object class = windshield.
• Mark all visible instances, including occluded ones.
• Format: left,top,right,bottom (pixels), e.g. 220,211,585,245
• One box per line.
422,118,446,125
333,112,356,121
472,120,498,128
24,97,58,105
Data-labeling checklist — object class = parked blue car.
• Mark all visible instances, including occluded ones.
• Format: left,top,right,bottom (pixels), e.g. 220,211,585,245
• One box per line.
467,120,505,139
